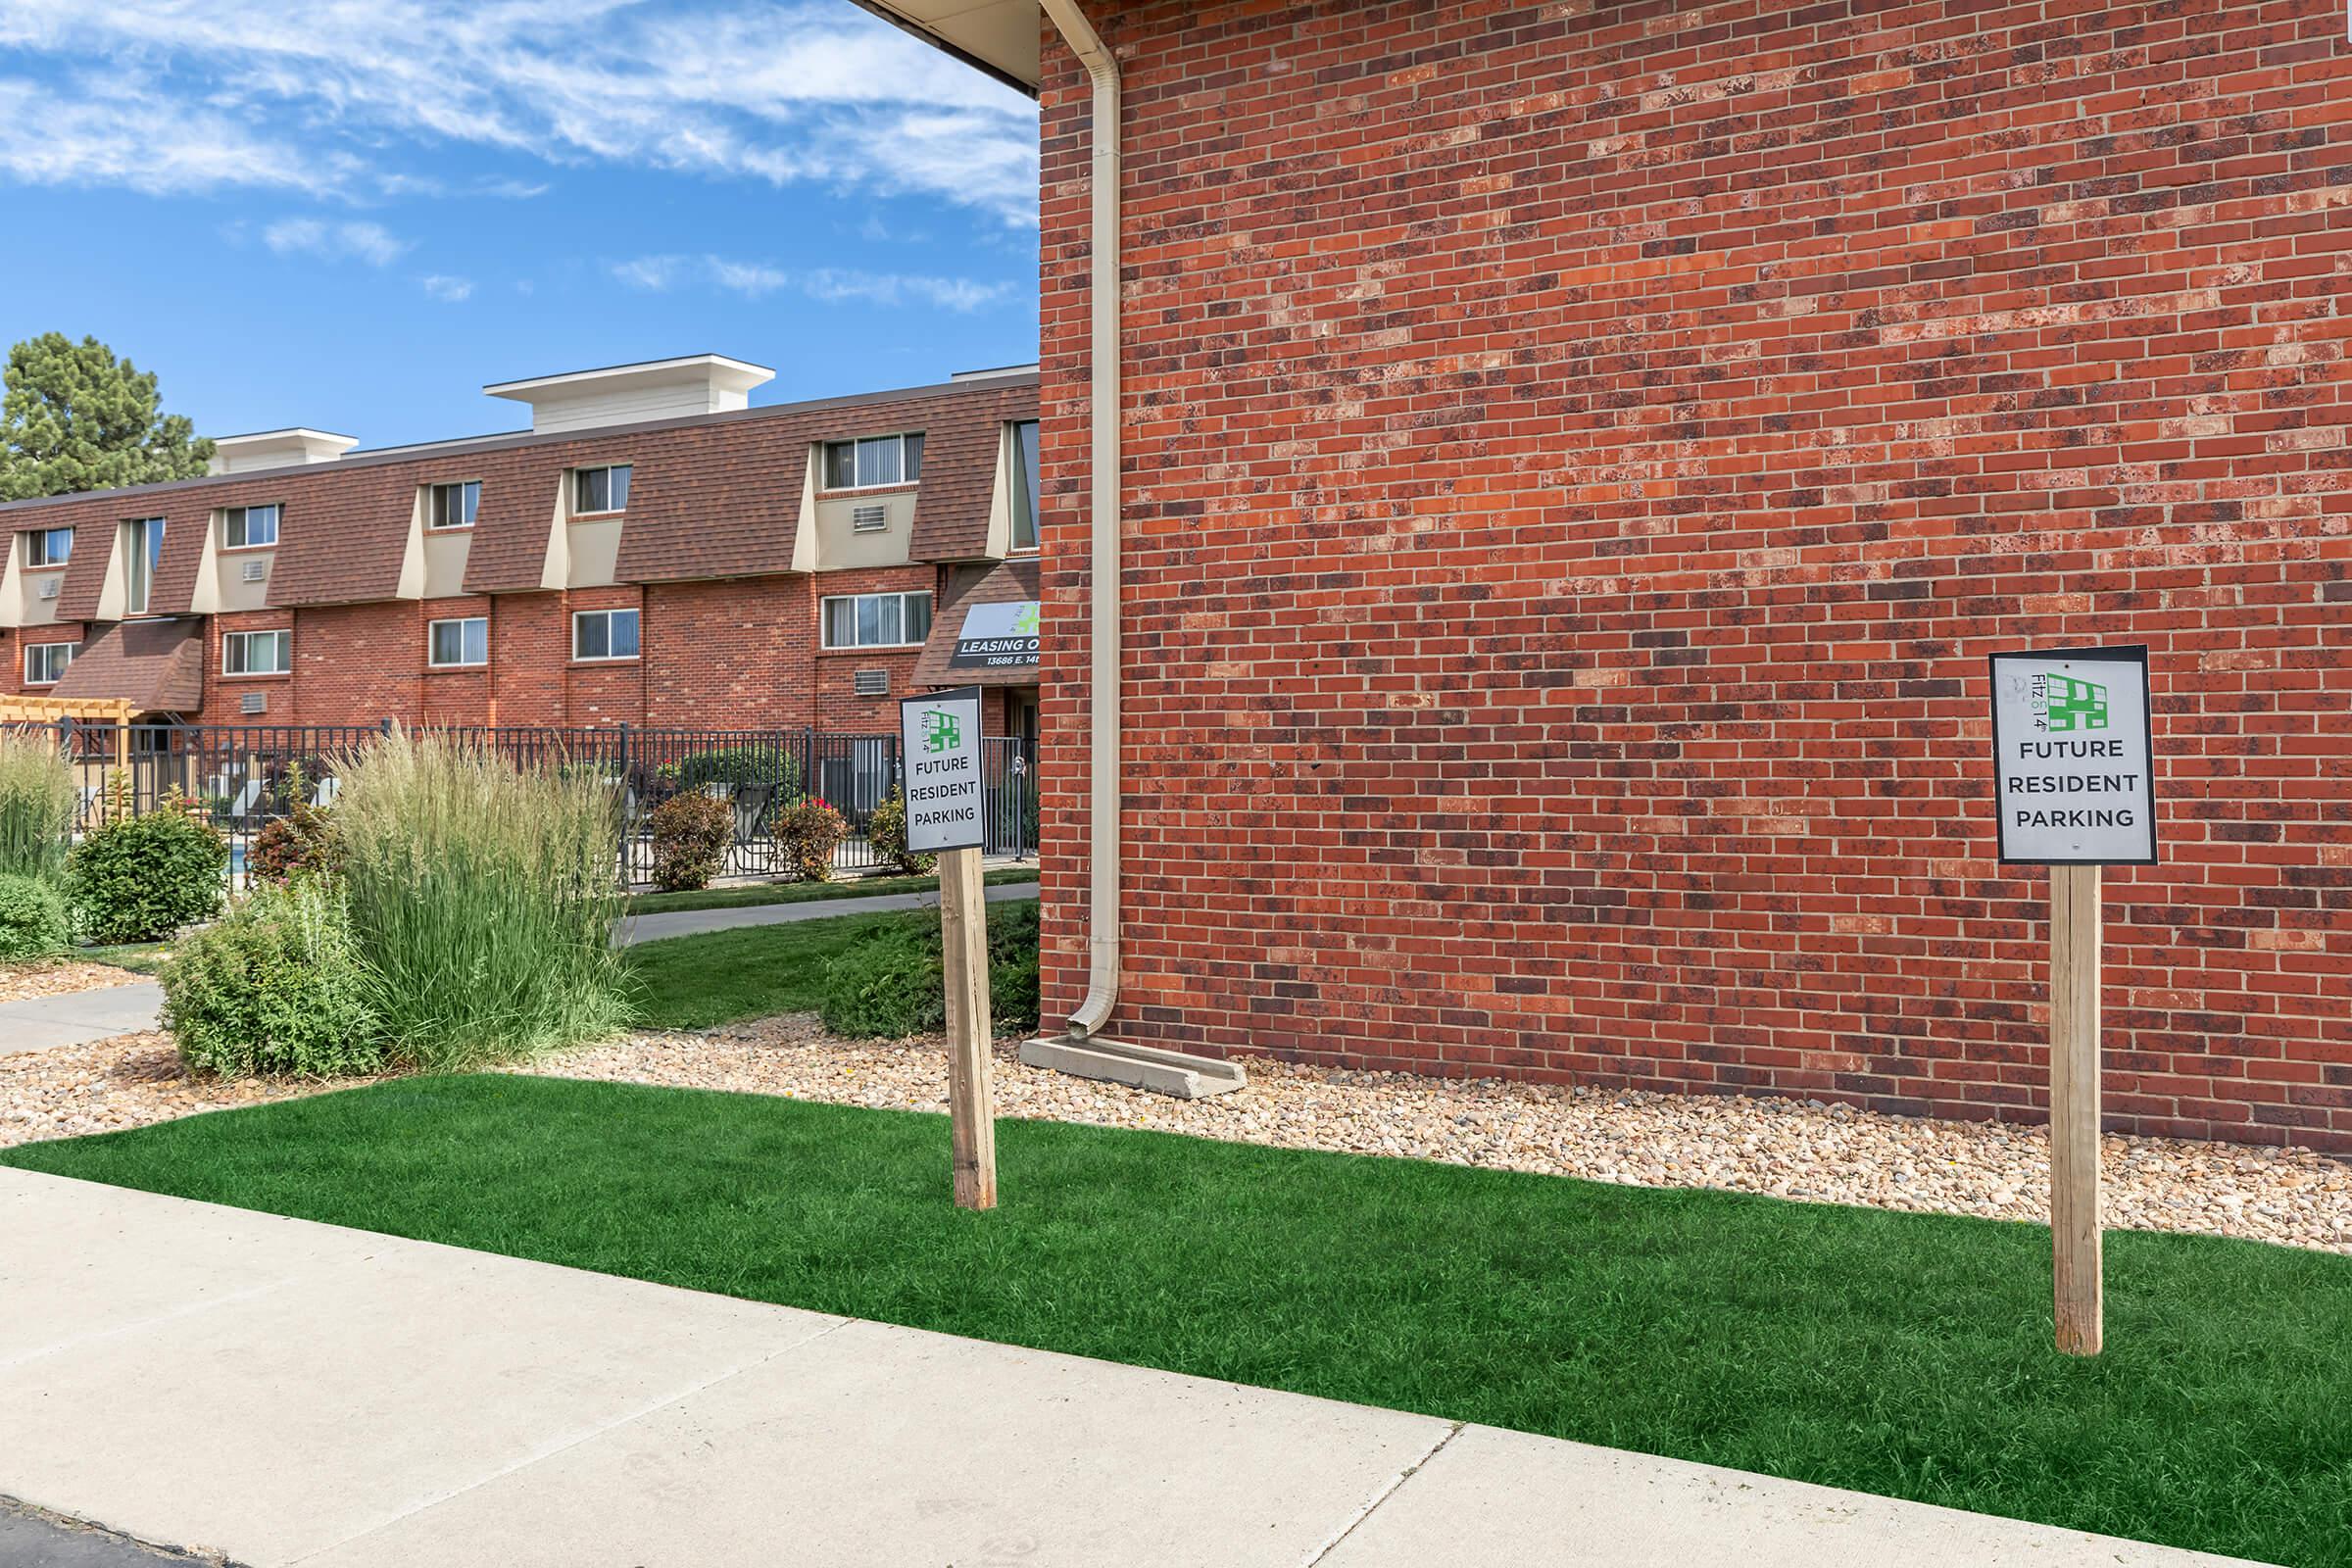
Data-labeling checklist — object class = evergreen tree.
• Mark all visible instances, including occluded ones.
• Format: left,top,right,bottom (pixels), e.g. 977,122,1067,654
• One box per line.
0,333,214,501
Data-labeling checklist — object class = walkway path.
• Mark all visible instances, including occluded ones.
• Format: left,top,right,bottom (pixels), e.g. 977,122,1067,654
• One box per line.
0,983,163,1057
612,878,1038,946
0,885,1043,1054
0,1167,2257,1567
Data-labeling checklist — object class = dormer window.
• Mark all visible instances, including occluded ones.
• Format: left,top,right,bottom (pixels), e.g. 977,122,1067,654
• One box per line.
123,517,164,615
223,504,279,550
24,526,71,567
1008,420,1041,552
428,481,480,529
572,465,632,515
821,433,923,491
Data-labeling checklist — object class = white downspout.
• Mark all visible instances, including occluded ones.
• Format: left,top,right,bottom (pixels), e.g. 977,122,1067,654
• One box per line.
1041,0,1121,1040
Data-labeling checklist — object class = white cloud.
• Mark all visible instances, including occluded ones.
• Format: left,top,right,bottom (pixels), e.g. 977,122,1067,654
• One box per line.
707,258,791,298
0,74,354,196
610,255,687,292
420,273,474,302
263,217,410,266
608,253,1010,313
0,1,1038,223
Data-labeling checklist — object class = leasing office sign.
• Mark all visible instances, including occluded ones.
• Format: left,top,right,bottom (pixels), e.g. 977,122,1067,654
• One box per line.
949,601,1041,670
1988,645,2158,865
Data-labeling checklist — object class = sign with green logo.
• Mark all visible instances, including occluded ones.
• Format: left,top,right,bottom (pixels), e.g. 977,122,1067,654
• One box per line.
949,600,1041,670
899,685,985,853
1989,646,2156,865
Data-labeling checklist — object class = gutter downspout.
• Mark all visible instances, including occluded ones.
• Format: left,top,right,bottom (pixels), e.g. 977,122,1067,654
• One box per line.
1041,0,1121,1041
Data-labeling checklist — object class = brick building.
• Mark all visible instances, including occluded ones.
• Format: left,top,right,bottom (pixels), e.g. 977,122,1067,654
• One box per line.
0,355,1043,737
865,2,2352,1150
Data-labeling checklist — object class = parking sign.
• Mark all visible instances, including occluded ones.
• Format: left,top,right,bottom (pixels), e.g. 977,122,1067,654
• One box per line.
1988,645,2158,866
899,685,986,854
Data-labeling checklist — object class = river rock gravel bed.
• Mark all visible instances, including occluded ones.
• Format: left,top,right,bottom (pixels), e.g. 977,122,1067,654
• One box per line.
0,1032,391,1148
6,1016,2346,1257
530,1016,2352,1256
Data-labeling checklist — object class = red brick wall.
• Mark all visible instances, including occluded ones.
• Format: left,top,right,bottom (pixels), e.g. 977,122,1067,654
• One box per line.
809,564,944,731
644,577,813,727
201,609,302,725
2,623,84,696
1037,0,2352,1150
562,585,646,729
16,569,923,731
419,595,494,727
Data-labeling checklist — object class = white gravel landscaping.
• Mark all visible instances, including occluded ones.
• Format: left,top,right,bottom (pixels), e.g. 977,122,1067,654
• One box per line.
7,1014,2347,1257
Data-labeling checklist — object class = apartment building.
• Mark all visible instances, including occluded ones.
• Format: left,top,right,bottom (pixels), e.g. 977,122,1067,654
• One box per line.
0,355,1043,737
872,1,2352,1152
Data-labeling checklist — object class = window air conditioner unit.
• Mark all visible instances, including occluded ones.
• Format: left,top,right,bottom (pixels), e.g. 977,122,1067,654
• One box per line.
854,668,889,697
851,504,888,532
241,691,268,715
241,559,270,582
36,577,61,599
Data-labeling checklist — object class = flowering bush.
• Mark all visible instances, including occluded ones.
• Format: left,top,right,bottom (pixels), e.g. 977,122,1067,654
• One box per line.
649,791,733,891
775,796,848,882
250,801,347,886
866,789,933,875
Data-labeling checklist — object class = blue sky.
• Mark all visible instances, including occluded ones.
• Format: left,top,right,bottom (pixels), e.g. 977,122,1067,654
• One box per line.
0,0,1040,450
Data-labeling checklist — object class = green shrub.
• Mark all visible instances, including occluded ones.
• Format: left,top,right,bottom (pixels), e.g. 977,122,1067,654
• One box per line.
0,730,76,881
777,796,848,882
656,745,802,796
0,872,70,963
817,900,1039,1039
988,898,1040,1033
336,729,629,1069
66,792,227,944
249,802,346,885
649,791,733,892
866,789,934,875
164,878,382,1079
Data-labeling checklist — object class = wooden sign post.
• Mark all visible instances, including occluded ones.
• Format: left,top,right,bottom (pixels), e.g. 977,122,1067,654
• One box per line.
1989,646,2157,1356
900,686,996,1210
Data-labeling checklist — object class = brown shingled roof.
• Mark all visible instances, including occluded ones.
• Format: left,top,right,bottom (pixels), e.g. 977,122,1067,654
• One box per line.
4,371,1038,610
910,557,1041,690
50,618,205,714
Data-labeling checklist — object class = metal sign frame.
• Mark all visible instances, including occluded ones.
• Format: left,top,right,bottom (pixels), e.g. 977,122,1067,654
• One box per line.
898,684,987,855
1987,643,2158,868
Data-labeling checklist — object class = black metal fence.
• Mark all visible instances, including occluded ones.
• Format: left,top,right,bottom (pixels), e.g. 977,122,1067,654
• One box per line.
13,720,1036,887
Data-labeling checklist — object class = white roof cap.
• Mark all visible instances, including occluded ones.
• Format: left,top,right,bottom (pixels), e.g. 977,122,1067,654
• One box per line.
208,428,360,475
485,354,776,433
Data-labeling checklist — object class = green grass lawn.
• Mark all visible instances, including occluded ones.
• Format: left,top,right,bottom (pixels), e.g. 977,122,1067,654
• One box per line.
626,909,912,1029
623,867,1035,917
76,943,170,975
624,900,1033,1031
6,1076,2346,1564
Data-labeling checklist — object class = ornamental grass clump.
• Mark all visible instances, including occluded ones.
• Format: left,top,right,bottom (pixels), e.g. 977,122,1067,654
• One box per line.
0,730,76,881
336,729,629,1069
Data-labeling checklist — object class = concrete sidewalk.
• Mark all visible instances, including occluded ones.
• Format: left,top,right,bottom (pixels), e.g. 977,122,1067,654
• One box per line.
0,1168,2257,1567
0,983,164,1056
613,878,1038,946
